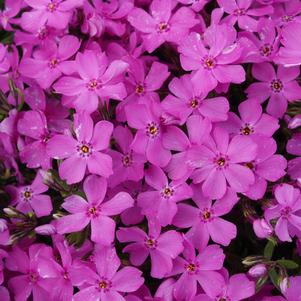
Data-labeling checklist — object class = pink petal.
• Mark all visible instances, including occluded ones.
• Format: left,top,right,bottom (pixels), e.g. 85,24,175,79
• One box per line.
150,250,172,278
275,217,291,242
91,121,113,151
58,35,80,60
145,165,167,190
59,155,87,184
47,135,77,159
150,0,171,22
173,273,197,301
87,152,113,177
91,215,115,245
197,245,225,270
53,76,85,96
127,8,156,33
76,50,99,80
101,60,128,84
74,113,94,142
112,267,144,293
266,94,287,118
212,65,245,84
123,243,149,266
146,138,171,167
117,227,147,243
83,175,107,205
202,169,227,200
101,192,134,216
30,195,52,217
227,274,255,301
252,62,275,81
73,287,99,301
173,204,199,228
144,62,170,91
196,271,225,297
157,230,183,258
56,213,89,234
162,126,190,151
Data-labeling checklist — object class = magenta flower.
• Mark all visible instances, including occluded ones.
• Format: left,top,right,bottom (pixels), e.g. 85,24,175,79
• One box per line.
188,127,257,199
162,74,229,124
19,35,80,89
8,171,52,217
173,187,238,248
117,222,183,278
222,99,279,137
128,0,198,53
246,62,301,118
193,272,255,301
56,175,134,245
17,110,52,170
217,0,273,32
6,244,54,301
138,164,192,226
169,239,225,301
125,103,175,167
0,0,21,30
21,0,83,31
179,25,245,94
47,113,113,184
53,50,128,113
108,126,146,187
72,246,144,301
243,136,287,200
265,184,301,242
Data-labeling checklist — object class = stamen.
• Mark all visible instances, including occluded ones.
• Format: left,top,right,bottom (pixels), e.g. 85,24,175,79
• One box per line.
146,122,159,138
270,79,283,93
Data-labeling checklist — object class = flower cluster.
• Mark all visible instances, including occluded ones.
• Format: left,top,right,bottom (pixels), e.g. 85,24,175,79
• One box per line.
0,0,301,300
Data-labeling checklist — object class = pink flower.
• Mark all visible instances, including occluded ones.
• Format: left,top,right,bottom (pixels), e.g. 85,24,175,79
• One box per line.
221,99,279,137
21,0,83,31
117,221,183,278
188,127,257,199
19,35,80,89
179,25,245,94
0,0,22,30
128,0,198,53
53,50,128,113
6,244,54,301
217,0,273,32
169,239,225,301
8,171,52,217
173,187,238,248
193,272,255,301
17,110,52,170
108,126,146,187
246,62,301,118
162,74,229,124
243,136,286,200
265,184,301,242
72,246,144,301
47,113,113,184
138,165,192,226
56,175,134,245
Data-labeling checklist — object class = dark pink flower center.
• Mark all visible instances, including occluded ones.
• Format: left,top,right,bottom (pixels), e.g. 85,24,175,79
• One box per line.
49,58,59,69
200,208,213,222
189,98,199,108
185,262,199,274
29,272,38,283
282,15,293,23
217,297,230,301
281,206,292,217
161,186,174,198
63,272,69,280
202,56,216,69
214,155,229,169
98,278,112,292
21,188,33,201
135,84,145,95
47,2,58,12
260,43,273,57
270,79,283,93
87,206,100,217
145,237,157,249
245,162,255,170
77,142,93,157
122,153,132,167
234,8,246,16
240,124,254,135
157,22,170,33
87,79,100,91
146,122,159,138
37,26,48,40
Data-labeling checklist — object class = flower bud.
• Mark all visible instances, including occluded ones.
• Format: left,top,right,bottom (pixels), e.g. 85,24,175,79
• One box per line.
253,218,273,239
35,224,56,235
248,264,267,278
242,255,265,266
280,277,289,294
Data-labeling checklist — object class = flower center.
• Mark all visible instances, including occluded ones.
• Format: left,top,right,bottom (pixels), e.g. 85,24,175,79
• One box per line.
185,262,199,274
161,186,174,198
135,84,144,95
88,206,99,217
47,2,57,12
282,15,293,22
122,153,132,167
77,142,92,157
22,188,33,201
214,156,228,169
63,272,69,280
98,279,111,292
146,122,159,138
260,43,273,57
245,162,255,170
201,209,212,222
202,56,216,69
145,237,157,249
270,79,283,93
281,206,292,217
234,8,246,16
49,58,59,69
37,26,48,40
87,79,100,90
157,22,170,33
240,124,253,135
29,272,38,283
190,98,199,108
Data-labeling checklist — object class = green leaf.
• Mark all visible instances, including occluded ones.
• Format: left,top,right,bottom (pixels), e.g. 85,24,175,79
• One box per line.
277,259,299,269
256,275,269,293
264,240,276,260
268,268,280,289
